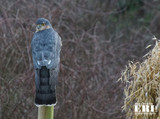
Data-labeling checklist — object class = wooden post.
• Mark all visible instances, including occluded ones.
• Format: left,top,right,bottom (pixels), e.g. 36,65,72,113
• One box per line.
38,106,54,119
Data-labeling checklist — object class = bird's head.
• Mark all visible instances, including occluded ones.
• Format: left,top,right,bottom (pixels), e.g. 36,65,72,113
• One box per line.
36,18,52,32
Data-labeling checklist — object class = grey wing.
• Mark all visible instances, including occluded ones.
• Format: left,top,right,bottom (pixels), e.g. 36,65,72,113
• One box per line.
55,33,62,66
49,33,62,87
50,65,60,90
31,35,41,90
35,69,40,90
31,35,41,69
47,32,62,69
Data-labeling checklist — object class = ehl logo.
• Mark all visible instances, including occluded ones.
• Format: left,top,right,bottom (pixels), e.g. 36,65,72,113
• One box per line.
135,103,157,115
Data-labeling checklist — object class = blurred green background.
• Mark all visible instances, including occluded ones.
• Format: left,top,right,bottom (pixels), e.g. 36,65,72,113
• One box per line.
0,0,159,118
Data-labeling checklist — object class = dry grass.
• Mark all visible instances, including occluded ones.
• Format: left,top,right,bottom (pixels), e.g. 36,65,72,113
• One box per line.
119,39,160,118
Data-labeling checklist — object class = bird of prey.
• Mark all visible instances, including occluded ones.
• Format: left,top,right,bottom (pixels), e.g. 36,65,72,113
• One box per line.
31,18,62,106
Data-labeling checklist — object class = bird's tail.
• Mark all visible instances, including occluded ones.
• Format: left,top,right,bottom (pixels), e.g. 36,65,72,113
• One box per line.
35,66,56,106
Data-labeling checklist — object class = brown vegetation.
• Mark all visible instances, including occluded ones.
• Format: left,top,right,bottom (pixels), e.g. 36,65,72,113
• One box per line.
119,40,160,118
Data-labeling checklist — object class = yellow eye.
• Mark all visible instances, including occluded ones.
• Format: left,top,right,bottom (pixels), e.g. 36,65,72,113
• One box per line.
42,23,45,26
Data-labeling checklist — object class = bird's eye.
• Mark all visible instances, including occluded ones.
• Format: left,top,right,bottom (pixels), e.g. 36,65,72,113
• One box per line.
42,23,45,26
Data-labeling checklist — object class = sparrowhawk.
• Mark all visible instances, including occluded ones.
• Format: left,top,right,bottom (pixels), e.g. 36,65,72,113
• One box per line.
31,18,62,106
